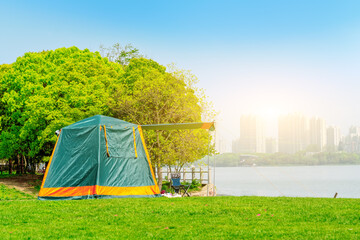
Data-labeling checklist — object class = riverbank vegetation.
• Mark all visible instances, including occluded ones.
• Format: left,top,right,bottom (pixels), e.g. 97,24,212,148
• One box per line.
0,196,359,239
209,152,360,167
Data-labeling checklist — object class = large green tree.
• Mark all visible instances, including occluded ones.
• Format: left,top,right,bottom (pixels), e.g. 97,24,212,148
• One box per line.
110,58,213,189
99,43,143,66
0,47,124,171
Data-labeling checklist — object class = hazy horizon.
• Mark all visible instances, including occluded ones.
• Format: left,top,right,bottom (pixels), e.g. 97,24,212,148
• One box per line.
1,1,360,152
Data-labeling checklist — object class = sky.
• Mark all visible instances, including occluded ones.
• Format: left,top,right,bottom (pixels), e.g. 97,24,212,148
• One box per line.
1,0,360,152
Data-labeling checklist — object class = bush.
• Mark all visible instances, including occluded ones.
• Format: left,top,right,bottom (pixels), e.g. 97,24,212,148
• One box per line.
161,180,171,192
161,179,202,193
187,179,202,191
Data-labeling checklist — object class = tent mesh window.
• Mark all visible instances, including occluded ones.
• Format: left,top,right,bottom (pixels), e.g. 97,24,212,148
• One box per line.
104,126,137,159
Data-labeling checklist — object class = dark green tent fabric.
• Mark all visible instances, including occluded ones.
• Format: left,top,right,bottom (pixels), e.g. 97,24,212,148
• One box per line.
38,115,160,200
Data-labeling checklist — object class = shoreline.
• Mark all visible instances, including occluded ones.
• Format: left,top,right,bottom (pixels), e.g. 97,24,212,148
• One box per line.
211,163,360,168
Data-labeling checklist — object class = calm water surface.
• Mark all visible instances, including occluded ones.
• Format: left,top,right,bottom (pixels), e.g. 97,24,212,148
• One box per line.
214,165,360,198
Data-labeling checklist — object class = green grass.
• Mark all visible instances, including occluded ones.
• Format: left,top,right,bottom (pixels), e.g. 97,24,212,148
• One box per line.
0,184,35,200
0,173,20,178
0,174,43,195
0,196,359,239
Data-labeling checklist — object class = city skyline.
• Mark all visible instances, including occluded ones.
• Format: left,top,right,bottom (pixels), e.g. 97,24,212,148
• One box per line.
232,112,360,154
231,112,360,138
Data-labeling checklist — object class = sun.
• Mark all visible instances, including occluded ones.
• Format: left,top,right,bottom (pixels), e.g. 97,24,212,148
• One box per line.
257,106,285,120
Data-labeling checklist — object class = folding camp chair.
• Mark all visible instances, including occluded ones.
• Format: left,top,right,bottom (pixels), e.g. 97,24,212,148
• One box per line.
170,173,191,197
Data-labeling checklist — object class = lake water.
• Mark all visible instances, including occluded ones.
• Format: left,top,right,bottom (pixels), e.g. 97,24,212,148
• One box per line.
214,165,360,198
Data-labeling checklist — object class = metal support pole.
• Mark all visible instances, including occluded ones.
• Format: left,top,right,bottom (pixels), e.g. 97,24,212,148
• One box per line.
213,127,216,196
207,130,210,197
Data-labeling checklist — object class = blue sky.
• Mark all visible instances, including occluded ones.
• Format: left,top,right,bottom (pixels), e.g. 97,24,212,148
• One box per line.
1,1,360,151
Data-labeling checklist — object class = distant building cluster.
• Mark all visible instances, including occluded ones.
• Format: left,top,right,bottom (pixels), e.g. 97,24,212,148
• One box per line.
232,113,360,154
342,126,360,153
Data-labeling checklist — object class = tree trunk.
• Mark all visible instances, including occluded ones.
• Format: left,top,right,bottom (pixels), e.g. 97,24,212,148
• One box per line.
20,155,24,174
23,155,27,174
15,156,19,174
156,163,163,191
8,159,12,174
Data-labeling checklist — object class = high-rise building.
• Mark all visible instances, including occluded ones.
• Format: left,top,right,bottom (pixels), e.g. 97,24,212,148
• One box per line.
326,126,341,151
309,117,327,151
349,126,360,135
238,115,265,153
265,138,278,153
232,138,241,153
278,114,308,154
216,136,230,153
343,126,360,153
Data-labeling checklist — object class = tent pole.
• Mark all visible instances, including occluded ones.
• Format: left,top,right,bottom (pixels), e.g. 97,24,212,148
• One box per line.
213,125,216,196
207,130,210,197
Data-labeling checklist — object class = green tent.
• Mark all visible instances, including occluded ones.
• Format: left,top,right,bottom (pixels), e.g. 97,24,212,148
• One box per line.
38,115,160,200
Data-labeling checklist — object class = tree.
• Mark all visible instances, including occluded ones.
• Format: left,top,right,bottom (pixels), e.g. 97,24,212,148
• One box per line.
0,47,124,172
110,58,214,190
99,43,143,66
0,64,11,130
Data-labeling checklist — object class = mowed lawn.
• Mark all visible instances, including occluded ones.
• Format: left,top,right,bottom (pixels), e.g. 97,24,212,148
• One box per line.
0,196,359,239
0,184,34,200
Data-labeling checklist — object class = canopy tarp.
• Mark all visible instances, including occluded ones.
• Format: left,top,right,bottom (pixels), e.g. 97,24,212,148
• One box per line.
141,122,215,131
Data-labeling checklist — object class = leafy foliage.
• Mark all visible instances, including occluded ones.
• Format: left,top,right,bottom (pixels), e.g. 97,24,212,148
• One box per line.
99,43,143,66
0,47,124,167
161,179,202,192
187,179,202,191
110,58,213,188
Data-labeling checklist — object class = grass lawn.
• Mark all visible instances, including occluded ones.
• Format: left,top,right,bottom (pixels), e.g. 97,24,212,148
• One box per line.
0,184,35,200
0,174,43,196
0,196,359,239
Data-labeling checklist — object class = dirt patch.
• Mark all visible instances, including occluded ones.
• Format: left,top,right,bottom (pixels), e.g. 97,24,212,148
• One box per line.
0,174,43,196
191,184,216,197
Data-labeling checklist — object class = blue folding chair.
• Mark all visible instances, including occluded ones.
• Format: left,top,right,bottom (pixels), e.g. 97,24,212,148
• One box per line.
171,173,190,197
